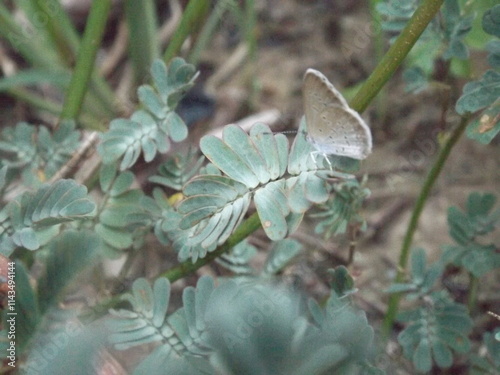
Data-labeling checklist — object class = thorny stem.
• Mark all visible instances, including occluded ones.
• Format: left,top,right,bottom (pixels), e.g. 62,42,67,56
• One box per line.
383,115,470,335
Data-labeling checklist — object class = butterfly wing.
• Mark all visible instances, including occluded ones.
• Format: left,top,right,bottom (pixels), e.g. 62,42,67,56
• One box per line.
307,105,372,160
303,68,372,160
303,69,349,131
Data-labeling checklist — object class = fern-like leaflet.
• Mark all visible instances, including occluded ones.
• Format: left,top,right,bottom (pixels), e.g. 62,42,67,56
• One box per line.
442,192,500,277
98,58,198,170
161,120,362,262
108,274,382,374
0,179,96,255
387,248,473,373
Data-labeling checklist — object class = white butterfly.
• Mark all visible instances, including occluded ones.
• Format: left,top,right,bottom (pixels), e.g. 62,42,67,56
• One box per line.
303,69,372,161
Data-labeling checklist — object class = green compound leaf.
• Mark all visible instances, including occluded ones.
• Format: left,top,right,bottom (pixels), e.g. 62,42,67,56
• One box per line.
0,121,80,187
215,240,258,275
482,4,500,38
149,148,204,191
97,165,145,256
457,4,500,144
174,121,350,262
397,292,472,373
386,248,443,298
109,277,172,350
470,328,500,374
214,238,302,276
442,0,473,60
442,192,500,277
376,0,463,51
109,276,215,363
0,179,95,255
262,238,302,275
377,0,473,93
108,276,382,374
312,178,370,238
376,0,418,36
456,70,500,114
328,266,357,297
487,40,500,68
403,66,428,93
98,58,197,170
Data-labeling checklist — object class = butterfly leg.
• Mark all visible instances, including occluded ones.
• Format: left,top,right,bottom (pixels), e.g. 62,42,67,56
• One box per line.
309,151,319,168
309,151,333,170
322,153,333,170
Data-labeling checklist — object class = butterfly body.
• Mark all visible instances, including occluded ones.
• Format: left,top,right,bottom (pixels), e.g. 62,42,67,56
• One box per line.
303,69,372,160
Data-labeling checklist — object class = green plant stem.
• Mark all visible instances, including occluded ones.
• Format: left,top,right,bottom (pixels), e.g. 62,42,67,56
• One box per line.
350,0,445,113
0,3,60,69
32,0,80,65
125,0,159,83
60,0,113,121
244,0,257,61
0,2,116,124
467,272,479,313
383,115,470,335
39,0,119,122
368,0,388,123
161,212,261,282
188,0,232,65
244,0,259,109
163,0,210,63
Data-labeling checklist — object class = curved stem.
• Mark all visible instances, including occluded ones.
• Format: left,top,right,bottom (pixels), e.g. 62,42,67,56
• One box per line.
383,115,470,335
350,0,445,113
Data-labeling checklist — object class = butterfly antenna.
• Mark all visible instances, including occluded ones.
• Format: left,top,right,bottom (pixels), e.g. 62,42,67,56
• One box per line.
272,129,298,135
